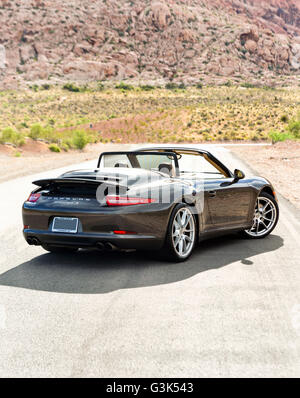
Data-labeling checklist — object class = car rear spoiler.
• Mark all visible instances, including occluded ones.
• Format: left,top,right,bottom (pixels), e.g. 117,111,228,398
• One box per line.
32,178,128,190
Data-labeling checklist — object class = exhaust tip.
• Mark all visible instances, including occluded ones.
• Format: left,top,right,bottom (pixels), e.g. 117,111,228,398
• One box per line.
27,237,33,245
104,242,115,251
31,237,40,246
96,242,105,251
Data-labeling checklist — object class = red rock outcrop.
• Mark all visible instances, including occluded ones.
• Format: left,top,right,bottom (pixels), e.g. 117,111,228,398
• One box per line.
0,0,299,88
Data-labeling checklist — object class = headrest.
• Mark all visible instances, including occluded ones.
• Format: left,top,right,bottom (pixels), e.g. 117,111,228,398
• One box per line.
114,163,128,168
158,163,173,176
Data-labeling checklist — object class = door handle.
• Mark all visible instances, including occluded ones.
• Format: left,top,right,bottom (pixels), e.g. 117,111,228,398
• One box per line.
208,190,216,198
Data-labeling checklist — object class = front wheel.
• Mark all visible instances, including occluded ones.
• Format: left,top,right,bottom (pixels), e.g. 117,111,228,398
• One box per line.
241,192,279,239
161,203,197,262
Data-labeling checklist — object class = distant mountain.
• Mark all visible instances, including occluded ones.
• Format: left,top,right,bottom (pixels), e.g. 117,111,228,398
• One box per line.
0,0,299,88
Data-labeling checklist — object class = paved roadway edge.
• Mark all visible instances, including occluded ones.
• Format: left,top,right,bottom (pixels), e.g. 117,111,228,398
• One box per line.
229,149,300,225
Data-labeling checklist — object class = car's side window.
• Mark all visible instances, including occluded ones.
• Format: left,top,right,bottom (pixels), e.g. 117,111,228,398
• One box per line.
178,153,227,179
100,154,132,168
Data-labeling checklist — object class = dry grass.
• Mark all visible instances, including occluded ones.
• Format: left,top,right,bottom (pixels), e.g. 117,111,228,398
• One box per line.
0,85,299,147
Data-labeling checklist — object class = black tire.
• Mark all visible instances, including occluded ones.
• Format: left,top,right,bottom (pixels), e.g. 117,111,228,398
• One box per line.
42,244,78,254
240,192,279,239
161,203,197,262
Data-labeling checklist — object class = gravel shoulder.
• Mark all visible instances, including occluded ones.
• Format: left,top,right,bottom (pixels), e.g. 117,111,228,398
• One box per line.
230,141,300,209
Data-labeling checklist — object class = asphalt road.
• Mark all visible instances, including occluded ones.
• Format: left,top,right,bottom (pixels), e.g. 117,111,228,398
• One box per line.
0,146,299,377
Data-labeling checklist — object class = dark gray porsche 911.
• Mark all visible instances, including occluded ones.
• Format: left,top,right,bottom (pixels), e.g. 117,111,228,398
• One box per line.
22,147,279,261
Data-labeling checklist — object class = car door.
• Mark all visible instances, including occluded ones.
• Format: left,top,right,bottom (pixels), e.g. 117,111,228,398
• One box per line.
205,177,253,229
173,149,254,231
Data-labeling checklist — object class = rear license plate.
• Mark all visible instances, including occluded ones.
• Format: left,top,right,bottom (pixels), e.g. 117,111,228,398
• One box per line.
52,217,78,233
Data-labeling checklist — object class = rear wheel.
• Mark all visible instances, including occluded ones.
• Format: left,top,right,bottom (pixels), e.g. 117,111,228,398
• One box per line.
241,192,279,239
42,244,78,254
161,203,196,262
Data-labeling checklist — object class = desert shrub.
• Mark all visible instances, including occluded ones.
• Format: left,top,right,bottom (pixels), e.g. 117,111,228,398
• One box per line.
240,82,257,88
30,84,39,92
115,82,134,90
287,120,300,139
269,129,291,143
96,82,105,91
41,84,51,90
262,86,276,91
62,139,73,149
72,130,89,150
139,84,155,91
48,118,55,127
251,134,260,141
14,151,21,157
63,83,81,92
165,82,178,90
80,84,89,92
49,144,61,152
15,134,25,146
280,114,289,123
196,82,203,89
0,127,15,143
0,127,25,146
29,123,43,140
60,143,69,152
42,126,58,143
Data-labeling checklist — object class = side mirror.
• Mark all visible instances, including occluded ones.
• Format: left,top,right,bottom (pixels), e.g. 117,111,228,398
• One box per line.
234,169,245,181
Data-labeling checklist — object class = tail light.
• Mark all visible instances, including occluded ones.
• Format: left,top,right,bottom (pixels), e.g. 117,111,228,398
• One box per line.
27,193,41,203
113,230,136,235
106,195,156,206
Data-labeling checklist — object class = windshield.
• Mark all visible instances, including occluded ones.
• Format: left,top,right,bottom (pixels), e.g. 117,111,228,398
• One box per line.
98,152,179,176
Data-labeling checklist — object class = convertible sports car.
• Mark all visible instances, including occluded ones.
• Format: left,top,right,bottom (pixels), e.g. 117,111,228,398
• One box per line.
22,146,279,261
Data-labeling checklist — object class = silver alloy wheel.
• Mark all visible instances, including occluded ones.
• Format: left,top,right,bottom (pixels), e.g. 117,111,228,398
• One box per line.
245,196,277,237
172,207,195,258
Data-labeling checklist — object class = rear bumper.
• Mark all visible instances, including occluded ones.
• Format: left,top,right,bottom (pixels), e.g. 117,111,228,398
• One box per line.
22,201,174,250
23,229,163,250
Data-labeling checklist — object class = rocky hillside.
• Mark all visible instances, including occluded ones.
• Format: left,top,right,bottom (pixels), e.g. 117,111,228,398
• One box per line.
0,0,299,88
